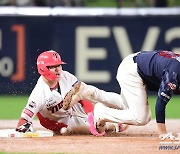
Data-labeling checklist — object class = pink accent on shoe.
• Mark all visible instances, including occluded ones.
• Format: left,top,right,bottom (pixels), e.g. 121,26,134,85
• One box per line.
88,112,105,137
118,123,128,132
118,123,123,132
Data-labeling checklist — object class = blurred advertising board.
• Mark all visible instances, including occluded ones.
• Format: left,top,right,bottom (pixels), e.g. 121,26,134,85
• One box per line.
0,7,180,94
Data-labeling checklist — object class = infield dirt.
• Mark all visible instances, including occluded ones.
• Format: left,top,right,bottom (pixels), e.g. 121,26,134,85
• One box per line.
0,119,180,154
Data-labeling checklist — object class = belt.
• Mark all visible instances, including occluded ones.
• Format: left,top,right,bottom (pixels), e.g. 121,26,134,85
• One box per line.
133,55,137,63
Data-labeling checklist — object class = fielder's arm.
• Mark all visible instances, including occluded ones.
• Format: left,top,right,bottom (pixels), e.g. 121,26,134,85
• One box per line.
157,123,166,134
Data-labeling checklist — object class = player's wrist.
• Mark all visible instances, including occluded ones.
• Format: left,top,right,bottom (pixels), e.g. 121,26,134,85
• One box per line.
16,121,33,133
157,123,167,134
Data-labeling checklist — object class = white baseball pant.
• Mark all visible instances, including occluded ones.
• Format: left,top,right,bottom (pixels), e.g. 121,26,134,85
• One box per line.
78,53,151,126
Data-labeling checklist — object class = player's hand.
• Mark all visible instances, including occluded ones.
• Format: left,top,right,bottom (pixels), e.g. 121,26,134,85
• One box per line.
159,132,177,141
16,121,33,133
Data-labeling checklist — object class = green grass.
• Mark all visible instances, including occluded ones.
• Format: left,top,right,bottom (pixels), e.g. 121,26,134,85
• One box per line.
85,0,180,7
85,0,118,7
0,95,28,119
148,95,180,119
0,95,179,119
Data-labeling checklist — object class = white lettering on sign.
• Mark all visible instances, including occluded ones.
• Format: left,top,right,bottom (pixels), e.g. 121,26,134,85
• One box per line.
76,26,180,83
113,26,160,58
141,27,160,51
165,27,180,54
113,27,133,58
0,57,14,77
76,26,111,82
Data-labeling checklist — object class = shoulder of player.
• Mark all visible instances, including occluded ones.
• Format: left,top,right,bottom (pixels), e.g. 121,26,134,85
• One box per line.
29,78,45,101
61,70,76,79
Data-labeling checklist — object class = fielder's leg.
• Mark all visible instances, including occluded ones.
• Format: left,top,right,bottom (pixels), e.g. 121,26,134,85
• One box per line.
90,53,152,134
63,81,128,110
88,103,129,135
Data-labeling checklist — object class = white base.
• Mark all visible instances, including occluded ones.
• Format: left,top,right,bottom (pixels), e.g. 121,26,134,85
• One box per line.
0,129,53,138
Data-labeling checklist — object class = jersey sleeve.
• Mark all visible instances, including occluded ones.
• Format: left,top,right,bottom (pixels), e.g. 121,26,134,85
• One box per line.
156,70,178,123
20,88,44,122
155,97,168,123
63,71,79,86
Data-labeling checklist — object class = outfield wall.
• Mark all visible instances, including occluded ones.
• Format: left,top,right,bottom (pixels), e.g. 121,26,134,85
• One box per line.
0,7,180,94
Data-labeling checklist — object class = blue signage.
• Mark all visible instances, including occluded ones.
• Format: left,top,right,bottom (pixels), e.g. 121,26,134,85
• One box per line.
0,14,180,94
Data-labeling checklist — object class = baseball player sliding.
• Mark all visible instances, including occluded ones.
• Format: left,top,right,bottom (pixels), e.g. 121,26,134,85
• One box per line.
16,50,123,135
63,50,180,140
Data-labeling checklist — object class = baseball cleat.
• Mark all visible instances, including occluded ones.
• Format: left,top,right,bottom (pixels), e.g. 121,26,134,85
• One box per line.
96,118,106,134
105,123,129,134
104,122,116,134
88,103,128,136
88,112,106,136
63,81,82,110
88,113,120,136
118,123,129,132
